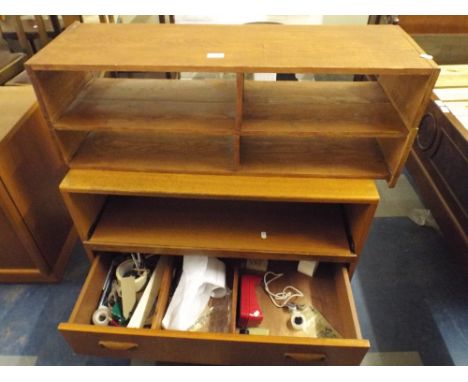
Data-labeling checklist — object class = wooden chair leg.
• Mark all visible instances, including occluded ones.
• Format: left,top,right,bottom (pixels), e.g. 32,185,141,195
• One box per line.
14,16,33,56
34,16,49,47
49,15,62,36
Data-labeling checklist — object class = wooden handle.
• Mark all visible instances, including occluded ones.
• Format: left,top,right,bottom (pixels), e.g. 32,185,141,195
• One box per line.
98,340,139,351
284,352,327,363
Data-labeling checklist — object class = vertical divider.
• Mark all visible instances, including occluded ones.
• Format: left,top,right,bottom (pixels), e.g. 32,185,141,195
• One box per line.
230,265,239,333
151,257,175,330
234,73,245,170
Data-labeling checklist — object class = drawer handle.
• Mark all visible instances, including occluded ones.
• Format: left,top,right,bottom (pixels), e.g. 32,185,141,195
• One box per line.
98,340,139,351
284,352,327,363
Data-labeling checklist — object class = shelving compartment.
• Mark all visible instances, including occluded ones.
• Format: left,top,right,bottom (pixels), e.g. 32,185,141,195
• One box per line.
27,69,436,185
240,135,389,179
238,78,423,183
242,80,408,138
54,77,237,135
60,170,378,265
27,23,439,186
66,130,236,174
29,70,239,172
84,196,356,262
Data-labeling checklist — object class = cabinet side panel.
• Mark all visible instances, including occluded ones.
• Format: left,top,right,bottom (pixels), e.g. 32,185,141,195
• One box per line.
0,109,72,269
0,178,48,273
377,129,418,187
27,69,93,122
344,203,377,256
61,192,107,241
345,202,377,277
27,68,94,164
378,73,438,129
0,200,35,268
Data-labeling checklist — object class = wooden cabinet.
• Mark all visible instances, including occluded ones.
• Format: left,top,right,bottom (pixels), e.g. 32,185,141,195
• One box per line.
407,65,468,266
25,23,436,364
0,86,77,282
58,173,377,365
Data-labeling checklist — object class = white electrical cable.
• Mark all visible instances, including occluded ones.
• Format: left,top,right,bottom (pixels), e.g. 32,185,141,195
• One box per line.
263,271,304,308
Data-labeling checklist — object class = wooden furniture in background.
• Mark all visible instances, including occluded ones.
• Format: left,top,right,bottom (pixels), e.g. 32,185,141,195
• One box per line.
158,15,175,24
368,17,467,266
25,23,438,187
370,15,468,65
0,16,58,56
406,65,468,266
0,50,26,85
0,86,77,282
0,16,117,57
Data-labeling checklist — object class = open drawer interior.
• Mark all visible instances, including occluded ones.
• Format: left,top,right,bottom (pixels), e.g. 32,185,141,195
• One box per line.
65,253,361,339
60,253,369,364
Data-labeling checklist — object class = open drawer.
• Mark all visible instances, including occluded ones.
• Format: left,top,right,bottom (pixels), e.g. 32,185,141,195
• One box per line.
59,254,369,365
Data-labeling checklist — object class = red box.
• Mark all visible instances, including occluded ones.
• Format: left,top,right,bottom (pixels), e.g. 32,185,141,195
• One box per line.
238,274,264,328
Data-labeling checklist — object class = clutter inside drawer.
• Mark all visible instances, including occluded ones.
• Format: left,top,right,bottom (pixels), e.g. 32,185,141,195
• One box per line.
91,253,171,329
236,260,344,339
162,256,235,333
90,254,351,340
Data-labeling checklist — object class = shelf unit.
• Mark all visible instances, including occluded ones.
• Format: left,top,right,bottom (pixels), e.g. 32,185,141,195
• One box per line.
60,170,378,264
58,170,378,365
26,23,439,186
25,23,438,364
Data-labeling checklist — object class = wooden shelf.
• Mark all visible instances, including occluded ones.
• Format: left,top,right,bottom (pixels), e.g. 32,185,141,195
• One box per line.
60,169,380,204
27,23,437,74
68,132,389,179
242,81,407,138
85,196,354,262
55,78,236,135
240,137,388,179
69,131,234,174
68,131,389,179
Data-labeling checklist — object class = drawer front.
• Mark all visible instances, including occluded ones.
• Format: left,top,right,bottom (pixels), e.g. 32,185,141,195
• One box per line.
59,324,369,365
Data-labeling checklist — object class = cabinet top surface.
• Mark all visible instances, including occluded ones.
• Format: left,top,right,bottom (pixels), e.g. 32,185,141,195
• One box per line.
26,23,437,74
60,169,380,203
0,86,37,145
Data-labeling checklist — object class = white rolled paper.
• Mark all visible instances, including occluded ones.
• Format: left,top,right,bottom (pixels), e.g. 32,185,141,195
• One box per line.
162,256,226,331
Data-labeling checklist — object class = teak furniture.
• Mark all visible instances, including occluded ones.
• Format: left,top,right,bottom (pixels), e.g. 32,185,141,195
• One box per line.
26,23,439,187
0,86,77,282
25,23,438,365
57,172,378,365
407,65,468,267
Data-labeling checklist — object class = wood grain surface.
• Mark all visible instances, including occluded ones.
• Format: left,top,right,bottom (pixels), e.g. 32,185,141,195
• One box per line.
26,23,436,74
